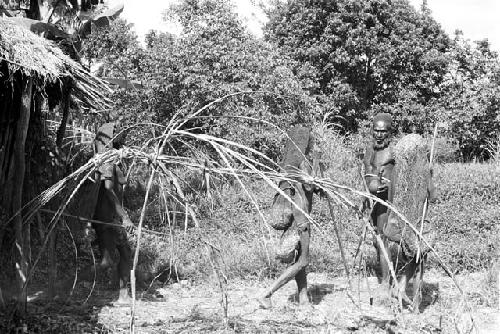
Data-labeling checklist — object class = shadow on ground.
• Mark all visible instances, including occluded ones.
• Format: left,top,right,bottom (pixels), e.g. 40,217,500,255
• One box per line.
0,282,122,333
287,283,346,305
415,281,440,312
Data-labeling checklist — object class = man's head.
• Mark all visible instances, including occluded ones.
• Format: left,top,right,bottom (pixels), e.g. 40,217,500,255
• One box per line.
372,113,392,150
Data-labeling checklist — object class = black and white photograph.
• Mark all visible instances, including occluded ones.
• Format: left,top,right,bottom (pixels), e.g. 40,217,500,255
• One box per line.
0,0,498,333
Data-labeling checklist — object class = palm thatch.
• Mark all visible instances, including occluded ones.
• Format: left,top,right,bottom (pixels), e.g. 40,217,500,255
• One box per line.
0,17,111,110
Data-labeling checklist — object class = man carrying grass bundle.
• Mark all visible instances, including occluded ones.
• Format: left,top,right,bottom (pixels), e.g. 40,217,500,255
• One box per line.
258,127,316,309
80,121,134,304
362,113,396,285
362,114,438,311
385,132,438,311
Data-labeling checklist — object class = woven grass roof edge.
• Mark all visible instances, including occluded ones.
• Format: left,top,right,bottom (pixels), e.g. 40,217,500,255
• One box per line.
0,17,111,110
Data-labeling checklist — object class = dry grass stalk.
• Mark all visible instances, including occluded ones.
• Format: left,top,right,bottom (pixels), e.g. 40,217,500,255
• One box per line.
130,131,169,334
205,242,229,328
416,125,438,261
325,195,359,307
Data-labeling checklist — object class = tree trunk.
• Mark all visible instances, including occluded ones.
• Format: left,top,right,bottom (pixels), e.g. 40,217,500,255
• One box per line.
13,77,32,312
47,230,57,299
50,87,71,296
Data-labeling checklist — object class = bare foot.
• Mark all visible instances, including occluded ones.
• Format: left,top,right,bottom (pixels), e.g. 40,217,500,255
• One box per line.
299,298,310,305
298,295,311,308
113,296,132,306
257,296,272,309
114,289,132,306
298,289,311,306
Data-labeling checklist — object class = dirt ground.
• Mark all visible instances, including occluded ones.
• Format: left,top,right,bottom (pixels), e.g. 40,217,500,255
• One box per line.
94,270,498,333
3,269,496,333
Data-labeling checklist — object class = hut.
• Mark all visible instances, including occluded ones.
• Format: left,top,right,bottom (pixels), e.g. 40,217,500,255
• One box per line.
0,17,111,303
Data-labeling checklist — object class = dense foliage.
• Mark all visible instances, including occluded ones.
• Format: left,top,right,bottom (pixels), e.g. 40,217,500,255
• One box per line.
436,35,500,159
264,0,500,158
80,0,500,160
83,1,318,160
264,0,451,131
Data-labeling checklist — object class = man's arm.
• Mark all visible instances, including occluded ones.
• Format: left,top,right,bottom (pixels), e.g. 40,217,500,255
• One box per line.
363,145,378,185
360,146,375,211
103,179,133,228
100,163,134,231
381,162,395,202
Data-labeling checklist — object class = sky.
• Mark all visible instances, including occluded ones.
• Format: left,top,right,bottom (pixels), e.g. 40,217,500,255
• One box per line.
107,0,268,40
408,0,500,51
109,0,500,52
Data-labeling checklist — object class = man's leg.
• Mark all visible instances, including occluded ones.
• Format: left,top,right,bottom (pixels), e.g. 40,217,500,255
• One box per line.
412,259,425,313
374,209,391,285
259,228,310,308
295,266,308,305
77,227,116,284
115,229,132,303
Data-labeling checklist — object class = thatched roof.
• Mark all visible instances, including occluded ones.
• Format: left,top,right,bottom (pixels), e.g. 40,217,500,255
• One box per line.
0,17,111,110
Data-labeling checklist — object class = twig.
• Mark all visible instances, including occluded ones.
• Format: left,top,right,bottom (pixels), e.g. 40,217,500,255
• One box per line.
63,222,79,299
130,131,170,334
417,123,438,262
39,209,169,237
204,242,228,329
325,196,359,308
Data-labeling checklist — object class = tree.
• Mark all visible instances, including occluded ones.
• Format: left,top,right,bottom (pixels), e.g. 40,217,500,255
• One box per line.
110,0,317,160
81,18,140,72
264,0,451,130
436,34,500,160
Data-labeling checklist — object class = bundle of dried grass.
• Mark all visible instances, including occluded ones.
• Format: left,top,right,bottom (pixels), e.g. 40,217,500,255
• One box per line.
386,134,434,256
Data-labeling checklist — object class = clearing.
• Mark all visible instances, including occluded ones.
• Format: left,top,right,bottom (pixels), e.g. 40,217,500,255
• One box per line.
94,270,498,333
4,269,497,333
